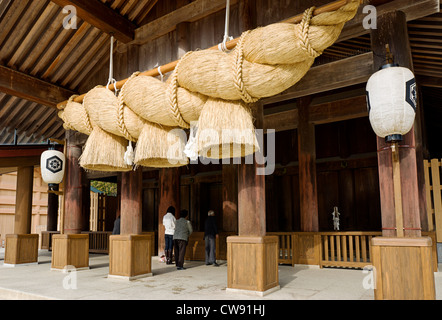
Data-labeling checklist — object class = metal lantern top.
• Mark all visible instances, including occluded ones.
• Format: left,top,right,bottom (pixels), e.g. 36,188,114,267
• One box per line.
366,63,417,142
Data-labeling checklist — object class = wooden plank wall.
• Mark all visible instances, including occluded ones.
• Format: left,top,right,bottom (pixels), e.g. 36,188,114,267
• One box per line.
0,168,56,246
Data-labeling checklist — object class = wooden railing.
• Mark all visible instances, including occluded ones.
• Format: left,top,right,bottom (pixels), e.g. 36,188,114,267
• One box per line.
269,231,437,271
267,232,294,265
41,231,60,250
320,232,381,269
81,231,112,254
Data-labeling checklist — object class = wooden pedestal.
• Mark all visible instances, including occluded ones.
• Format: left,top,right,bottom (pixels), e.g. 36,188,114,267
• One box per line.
108,234,153,280
4,234,39,266
51,234,89,271
371,237,435,300
227,236,279,296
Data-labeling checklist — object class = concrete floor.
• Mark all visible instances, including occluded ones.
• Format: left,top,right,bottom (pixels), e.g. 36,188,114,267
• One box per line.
0,249,441,301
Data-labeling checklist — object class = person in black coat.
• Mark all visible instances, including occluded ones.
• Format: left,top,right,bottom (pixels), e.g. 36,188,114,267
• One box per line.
204,210,219,266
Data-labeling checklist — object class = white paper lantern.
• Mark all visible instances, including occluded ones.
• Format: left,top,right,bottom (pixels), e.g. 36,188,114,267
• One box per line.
366,65,417,141
41,149,65,186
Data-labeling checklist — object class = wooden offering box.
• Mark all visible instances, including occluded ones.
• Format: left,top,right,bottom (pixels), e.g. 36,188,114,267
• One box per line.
108,234,153,280
371,237,435,300
51,234,89,271
227,236,279,296
4,234,39,266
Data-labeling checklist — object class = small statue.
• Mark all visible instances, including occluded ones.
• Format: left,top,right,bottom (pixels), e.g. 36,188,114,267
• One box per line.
332,206,340,231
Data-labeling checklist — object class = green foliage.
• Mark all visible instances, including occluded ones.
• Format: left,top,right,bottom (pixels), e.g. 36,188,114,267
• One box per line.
91,180,117,197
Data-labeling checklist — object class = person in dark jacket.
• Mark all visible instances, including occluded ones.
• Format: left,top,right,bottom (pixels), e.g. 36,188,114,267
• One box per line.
112,215,120,235
204,210,219,266
173,209,193,270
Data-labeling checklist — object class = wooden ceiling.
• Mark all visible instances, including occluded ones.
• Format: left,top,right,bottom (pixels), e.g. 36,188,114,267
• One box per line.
0,0,441,146
0,0,157,145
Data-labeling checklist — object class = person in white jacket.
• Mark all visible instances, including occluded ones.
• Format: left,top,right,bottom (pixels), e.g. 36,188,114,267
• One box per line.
163,206,176,264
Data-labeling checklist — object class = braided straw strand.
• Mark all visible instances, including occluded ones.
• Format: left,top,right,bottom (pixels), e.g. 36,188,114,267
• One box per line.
233,30,259,104
117,72,140,141
300,6,322,59
166,52,192,129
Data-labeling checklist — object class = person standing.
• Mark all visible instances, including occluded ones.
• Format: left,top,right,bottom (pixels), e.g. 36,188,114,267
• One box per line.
204,210,219,266
163,206,176,265
112,215,120,235
173,209,193,270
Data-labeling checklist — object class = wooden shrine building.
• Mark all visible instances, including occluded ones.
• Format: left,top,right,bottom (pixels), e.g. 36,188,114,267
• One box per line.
0,0,442,299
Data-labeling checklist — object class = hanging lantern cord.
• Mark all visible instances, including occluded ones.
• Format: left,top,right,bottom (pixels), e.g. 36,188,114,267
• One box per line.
106,34,118,94
218,0,233,52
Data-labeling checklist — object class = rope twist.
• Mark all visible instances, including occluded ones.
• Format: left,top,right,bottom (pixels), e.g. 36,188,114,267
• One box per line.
233,30,259,104
300,6,322,59
166,52,192,129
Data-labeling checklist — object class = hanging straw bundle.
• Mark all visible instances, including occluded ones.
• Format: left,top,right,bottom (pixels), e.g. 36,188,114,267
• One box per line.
195,98,259,159
79,126,132,172
120,72,208,128
134,121,188,168
58,95,93,135
83,86,145,142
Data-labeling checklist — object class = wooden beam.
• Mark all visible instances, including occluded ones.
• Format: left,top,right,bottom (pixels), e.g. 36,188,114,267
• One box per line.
64,130,87,234
417,75,442,88
338,0,440,42
158,168,180,253
14,166,34,234
50,0,136,43
297,96,319,232
262,52,374,105
120,168,143,235
0,65,75,108
133,0,239,45
238,102,266,237
263,95,368,131
309,95,368,124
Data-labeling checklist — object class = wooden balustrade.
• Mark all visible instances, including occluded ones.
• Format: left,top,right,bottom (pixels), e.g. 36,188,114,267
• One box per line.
41,231,60,250
320,232,381,268
267,231,437,271
267,232,294,265
81,231,112,254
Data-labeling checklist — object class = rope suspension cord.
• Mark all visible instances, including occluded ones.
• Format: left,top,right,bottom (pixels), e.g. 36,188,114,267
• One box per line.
57,0,358,109
218,0,233,52
106,35,118,95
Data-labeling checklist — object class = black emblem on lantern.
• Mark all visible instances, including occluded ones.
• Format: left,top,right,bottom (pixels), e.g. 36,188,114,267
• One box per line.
405,78,417,112
46,155,63,174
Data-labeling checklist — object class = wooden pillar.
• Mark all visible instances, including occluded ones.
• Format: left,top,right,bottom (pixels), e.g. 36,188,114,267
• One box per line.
63,130,85,234
81,179,90,231
370,11,434,300
120,168,143,235
238,102,265,237
14,166,34,234
297,96,319,232
371,11,423,237
158,168,180,253
222,164,238,233
46,184,59,231
227,102,279,295
52,130,89,271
